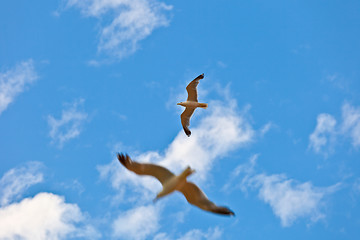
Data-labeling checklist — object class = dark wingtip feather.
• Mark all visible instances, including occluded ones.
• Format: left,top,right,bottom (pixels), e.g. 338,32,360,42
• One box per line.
183,127,191,137
117,152,128,167
213,207,235,216
198,73,204,79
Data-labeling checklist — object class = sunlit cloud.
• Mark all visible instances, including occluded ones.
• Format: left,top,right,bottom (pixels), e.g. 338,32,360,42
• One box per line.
0,193,99,240
111,203,222,240
0,164,100,240
112,204,161,240
0,59,38,115
63,0,172,59
230,155,340,227
0,162,43,206
47,99,88,148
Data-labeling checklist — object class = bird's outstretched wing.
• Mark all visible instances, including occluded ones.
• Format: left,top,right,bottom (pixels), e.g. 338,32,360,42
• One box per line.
181,107,196,137
117,153,174,185
179,181,235,216
186,73,204,102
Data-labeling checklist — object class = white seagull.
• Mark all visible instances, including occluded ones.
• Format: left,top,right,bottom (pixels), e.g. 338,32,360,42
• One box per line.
177,73,208,137
117,153,235,216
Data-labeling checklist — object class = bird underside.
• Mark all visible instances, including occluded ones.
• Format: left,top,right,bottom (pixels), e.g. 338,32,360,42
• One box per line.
180,101,208,109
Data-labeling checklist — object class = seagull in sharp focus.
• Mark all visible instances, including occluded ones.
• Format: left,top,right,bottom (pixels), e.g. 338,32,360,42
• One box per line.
117,153,235,216
177,73,208,137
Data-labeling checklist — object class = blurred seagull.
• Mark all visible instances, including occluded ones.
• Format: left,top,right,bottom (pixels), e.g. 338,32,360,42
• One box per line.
117,153,235,216
177,73,208,137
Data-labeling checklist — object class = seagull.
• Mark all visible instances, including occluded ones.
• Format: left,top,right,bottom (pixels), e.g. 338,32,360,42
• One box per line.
117,153,235,216
177,73,208,137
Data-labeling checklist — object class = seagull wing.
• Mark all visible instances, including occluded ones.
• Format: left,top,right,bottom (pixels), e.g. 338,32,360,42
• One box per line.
117,153,174,185
181,107,196,137
179,181,235,216
186,74,204,102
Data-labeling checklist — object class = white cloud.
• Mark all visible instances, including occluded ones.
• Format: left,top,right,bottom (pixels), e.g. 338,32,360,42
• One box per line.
177,227,222,240
309,103,360,155
112,204,160,240
0,162,43,206
153,227,222,240
234,155,340,227
0,192,99,240
64,0,172,59
250,174,334,226
308,113,337,156
47,99,88,148
98,96,255,202
0,162,100,240
0,59,38,115
341,103,360,147
111,204,221,240
153,232,170,240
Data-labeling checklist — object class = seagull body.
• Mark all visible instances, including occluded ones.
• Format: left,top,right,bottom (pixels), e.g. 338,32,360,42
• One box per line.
117,153,235,216
155,166,194,199
177,101,208,109
177,73,208,137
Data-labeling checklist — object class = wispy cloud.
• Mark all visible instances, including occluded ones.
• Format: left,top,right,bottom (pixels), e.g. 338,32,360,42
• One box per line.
0,162,43,207
47,99,88,148
230,155,340,227
323,73,350,92
62,0,172,59
353,178,360,194
0,59,38,115
341,103,360,148
308,102,360,155
112,204,161,240
259,122,274,137
308,113,337,156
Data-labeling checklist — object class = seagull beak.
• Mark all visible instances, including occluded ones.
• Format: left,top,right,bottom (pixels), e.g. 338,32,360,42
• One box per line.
177,103,181,105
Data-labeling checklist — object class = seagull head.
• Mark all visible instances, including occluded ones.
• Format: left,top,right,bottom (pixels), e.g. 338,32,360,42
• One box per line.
177,102,185,107
183,166,196,178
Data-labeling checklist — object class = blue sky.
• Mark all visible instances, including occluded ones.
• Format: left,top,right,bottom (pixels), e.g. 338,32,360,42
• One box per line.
1,0,360,239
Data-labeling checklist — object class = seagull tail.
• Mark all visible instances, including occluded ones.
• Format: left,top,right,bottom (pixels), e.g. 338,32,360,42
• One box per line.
198,103,208,109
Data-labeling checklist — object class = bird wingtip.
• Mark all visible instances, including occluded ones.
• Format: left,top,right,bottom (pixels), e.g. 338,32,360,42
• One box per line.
117,152,128,166
213,206,235,216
